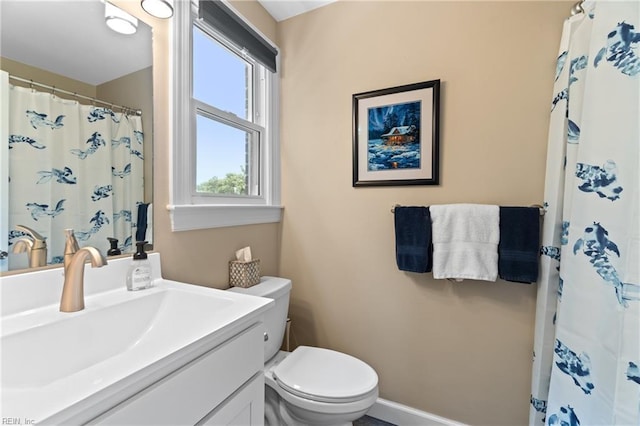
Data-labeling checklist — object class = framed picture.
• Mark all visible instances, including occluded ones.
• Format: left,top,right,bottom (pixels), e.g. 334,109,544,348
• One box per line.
352,79,440,187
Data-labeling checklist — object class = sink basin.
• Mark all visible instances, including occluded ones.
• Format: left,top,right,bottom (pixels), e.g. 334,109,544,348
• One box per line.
2,287,234,389
0,257,273,424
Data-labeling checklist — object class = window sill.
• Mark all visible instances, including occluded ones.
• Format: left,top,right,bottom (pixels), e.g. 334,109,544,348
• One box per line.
167,204,283,231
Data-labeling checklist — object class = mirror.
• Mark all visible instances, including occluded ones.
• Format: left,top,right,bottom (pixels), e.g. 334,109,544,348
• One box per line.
0,0,153,273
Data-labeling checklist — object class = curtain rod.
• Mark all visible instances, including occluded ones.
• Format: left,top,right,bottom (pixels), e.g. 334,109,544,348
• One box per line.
570,0,585,16
8,74,142,116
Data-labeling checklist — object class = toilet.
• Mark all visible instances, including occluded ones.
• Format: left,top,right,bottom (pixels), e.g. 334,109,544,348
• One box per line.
228,277,379,426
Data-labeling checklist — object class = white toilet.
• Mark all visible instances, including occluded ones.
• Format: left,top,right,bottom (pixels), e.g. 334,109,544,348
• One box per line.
228,277,379,426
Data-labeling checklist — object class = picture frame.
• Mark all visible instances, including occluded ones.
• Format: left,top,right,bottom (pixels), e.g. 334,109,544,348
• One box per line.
352,79,440,187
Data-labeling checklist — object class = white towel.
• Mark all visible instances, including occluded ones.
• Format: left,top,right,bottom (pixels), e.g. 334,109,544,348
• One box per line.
430,204,499,281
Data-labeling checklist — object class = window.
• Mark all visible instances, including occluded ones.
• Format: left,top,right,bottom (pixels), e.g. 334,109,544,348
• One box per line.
193,25,260,198
170,0,281,231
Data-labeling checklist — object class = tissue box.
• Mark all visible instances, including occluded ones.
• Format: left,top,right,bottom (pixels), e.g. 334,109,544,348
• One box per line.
229,259,261,288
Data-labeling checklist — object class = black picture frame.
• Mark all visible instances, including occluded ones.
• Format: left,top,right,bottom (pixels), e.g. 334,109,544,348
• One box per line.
352,79,440,187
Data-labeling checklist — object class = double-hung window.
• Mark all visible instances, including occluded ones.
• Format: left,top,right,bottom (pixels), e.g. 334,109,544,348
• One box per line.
170,0,281,231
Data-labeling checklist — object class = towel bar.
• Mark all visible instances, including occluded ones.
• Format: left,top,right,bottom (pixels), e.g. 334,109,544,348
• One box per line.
391,204,546,216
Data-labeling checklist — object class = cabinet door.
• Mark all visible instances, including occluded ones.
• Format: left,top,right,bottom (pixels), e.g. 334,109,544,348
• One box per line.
89,324,263,425
198,374,264,426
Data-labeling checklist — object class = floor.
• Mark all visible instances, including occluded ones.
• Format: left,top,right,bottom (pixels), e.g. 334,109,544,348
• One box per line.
354,415,397,426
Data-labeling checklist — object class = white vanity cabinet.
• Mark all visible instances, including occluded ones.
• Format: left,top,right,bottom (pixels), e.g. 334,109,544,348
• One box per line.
1,255,272,424
89,323,265,425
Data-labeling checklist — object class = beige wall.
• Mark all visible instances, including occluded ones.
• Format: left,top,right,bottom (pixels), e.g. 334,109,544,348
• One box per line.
230,0,277,43
113,1,280,288
278,2,569,425
1,57,96,99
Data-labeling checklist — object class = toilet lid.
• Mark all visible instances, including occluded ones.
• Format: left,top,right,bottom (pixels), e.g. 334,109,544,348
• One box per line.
273,346,378,403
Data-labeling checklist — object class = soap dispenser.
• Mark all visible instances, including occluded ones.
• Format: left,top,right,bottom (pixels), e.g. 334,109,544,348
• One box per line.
107,237,121,256
126,241,152,291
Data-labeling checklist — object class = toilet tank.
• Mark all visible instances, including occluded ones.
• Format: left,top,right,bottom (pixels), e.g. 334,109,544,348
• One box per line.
227,277,292,362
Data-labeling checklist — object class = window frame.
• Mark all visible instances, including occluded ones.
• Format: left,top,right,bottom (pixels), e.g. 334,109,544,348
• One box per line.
169,0,281,231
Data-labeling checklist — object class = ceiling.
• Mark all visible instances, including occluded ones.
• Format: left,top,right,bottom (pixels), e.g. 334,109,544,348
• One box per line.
257,0,336,22
0,0,152,86
0,0,333,86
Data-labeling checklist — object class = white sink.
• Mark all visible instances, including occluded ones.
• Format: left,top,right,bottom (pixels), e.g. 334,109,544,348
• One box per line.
0,254,273,424
2,286,235,389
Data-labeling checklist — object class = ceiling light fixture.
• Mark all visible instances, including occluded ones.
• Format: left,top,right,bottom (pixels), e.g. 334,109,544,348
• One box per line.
141,0,174,19
105,2,138,35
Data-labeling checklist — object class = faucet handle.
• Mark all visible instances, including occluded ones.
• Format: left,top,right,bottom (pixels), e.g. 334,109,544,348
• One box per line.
15,225,47,249
63,229,80,272
64,229,80,253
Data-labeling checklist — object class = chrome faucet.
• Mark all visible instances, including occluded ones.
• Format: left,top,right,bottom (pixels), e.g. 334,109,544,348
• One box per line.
60,247,107,312
12,225,47,268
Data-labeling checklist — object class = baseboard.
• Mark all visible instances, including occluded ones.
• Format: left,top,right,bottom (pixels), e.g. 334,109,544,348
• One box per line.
366,398,468,426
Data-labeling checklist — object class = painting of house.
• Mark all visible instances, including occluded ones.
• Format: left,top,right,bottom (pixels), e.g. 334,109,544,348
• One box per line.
381,125,417,145
366,101,422,170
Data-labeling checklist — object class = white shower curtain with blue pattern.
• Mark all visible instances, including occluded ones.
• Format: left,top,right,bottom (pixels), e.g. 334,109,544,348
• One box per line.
8,85,144,264
530,1,639,425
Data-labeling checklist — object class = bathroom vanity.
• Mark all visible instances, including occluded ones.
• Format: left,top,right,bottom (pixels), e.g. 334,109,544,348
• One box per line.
0,253,272,425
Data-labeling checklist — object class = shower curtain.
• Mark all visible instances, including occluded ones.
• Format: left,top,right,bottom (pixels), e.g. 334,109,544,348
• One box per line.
7,83,144,265
530,1,639,425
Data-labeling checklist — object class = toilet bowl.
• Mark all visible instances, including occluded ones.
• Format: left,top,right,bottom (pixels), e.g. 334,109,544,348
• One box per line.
228,277,379,426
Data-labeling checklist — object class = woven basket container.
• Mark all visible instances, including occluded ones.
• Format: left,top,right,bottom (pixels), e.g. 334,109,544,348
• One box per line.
229,259,261,288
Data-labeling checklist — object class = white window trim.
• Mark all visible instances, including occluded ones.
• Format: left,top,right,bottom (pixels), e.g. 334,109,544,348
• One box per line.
168,0,282,231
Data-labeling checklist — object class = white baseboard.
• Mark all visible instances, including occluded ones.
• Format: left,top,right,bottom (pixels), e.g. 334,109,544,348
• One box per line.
366,398,468,426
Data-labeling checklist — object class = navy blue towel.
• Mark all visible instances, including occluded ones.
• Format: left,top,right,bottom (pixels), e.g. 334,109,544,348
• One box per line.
498,207,540,283
394,206,432,273
136,203,149,242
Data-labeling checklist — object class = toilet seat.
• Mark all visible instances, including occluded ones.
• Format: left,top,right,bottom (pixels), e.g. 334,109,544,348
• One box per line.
273,346,378,404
